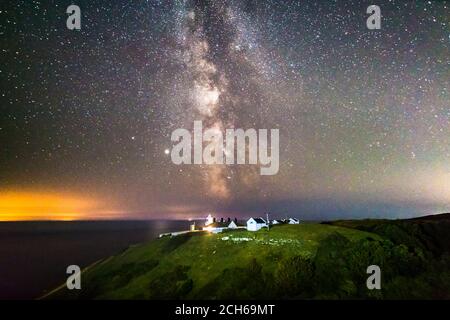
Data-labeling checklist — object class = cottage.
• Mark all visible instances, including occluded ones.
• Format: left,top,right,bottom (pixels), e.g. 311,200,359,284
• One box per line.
205,214,214,226
228,220,245,229
272,219,285,225
288,218,300,224
228,221,238,228
246,217,268,231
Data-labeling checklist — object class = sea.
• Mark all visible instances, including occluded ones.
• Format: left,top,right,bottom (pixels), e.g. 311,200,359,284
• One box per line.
0,220,191,299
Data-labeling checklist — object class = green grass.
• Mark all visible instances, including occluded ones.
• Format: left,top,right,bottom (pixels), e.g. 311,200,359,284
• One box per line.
45,223,381,300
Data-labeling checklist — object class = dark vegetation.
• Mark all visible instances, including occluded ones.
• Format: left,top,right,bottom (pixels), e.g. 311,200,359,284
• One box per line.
322,213,450,298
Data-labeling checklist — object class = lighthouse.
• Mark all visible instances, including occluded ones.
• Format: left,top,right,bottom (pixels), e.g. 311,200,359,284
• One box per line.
205,214,214,226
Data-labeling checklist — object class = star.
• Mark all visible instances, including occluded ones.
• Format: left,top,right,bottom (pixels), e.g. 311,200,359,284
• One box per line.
1,0,449,220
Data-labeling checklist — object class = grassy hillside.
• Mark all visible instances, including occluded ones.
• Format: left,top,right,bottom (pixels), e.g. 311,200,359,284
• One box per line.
45,222,450,300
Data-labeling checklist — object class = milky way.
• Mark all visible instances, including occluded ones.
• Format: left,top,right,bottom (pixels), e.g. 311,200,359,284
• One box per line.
1,0,449,220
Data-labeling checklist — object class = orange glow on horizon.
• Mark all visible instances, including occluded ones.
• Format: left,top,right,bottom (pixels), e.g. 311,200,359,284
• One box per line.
0,191,107,221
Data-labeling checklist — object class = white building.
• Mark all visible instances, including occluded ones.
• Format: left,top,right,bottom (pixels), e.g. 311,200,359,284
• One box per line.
228,221,238,228
288,218,300,224
228,220,246,229
246,217,268,231
205,214,214,226
272,219,284,225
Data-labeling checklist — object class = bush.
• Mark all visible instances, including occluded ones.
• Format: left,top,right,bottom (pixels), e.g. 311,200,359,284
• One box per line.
313,233,351,297
148,265,193,299
275,256,314,298
196,258,272,299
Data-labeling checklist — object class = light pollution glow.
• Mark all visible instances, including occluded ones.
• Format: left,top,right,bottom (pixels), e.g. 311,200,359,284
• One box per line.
0,192,107,221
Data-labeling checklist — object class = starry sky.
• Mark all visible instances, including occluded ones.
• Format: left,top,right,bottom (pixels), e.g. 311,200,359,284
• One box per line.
1,0,449,221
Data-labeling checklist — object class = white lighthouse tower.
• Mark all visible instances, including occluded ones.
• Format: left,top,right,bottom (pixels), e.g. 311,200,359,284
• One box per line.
205,214,214,226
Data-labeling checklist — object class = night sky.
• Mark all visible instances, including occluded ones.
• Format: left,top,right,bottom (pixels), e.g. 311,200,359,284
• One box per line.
1,0,449,220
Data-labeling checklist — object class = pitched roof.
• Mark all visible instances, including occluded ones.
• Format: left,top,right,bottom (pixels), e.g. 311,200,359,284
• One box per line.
249,217,266,224
229,221,245,226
